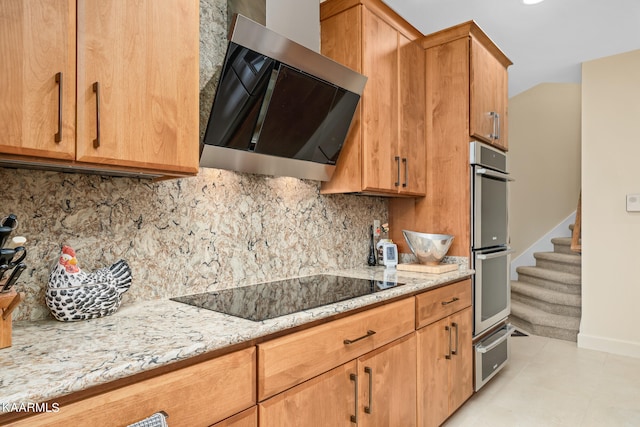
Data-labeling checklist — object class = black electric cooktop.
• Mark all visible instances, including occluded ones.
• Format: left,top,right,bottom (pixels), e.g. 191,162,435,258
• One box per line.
171,274,405,322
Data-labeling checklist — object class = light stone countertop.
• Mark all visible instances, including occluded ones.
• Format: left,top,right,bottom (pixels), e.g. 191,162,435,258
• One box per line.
0,265,472,410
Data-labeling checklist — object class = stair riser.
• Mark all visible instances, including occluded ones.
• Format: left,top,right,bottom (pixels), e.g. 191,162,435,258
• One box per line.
516,273,581,294
552,243,575,255
509,316,578,342
535,258,582,275
511,294,582,317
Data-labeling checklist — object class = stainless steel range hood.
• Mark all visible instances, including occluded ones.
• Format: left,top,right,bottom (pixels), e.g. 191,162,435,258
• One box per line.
200,14,367,181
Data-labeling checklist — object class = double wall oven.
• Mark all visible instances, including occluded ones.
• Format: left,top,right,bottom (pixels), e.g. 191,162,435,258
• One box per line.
470,141,515,390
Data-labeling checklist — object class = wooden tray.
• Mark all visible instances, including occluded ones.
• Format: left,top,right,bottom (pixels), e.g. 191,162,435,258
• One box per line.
396,262,459,274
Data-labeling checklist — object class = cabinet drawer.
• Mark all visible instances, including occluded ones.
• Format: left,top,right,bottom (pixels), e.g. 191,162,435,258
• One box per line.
8,347,256,427
416,280,471,329
257,298,415,400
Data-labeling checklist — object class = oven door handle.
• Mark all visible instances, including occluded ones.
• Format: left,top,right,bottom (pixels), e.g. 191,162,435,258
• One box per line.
476,324,515,353
476,167,514,181
476,249,514,260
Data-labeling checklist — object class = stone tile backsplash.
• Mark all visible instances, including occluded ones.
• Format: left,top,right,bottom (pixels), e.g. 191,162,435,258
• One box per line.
1,0,388,321
1,169,387,321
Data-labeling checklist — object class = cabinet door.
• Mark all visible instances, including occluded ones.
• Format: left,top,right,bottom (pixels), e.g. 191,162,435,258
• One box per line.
361,8,399,193
358,333,417,427
470,38,508,150
417,317,449,427
448,307,473,414
398,34,426,196
0,0,76,160
76,0,199,174
259,361,356,427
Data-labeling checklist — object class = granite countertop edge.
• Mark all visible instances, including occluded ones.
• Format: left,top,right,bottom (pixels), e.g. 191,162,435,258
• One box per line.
0,265,473,409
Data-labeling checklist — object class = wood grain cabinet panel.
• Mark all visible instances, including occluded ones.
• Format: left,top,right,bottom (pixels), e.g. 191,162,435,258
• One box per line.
417,305,472,427
259,333,417,427
0,0,76,160
319,0,426,196
257,298,415,401
259,361,357,427
76,0,199,175
6,348,257,427
415,279,472,329
357,333,417,427
0,0,199,178
389,21,511,256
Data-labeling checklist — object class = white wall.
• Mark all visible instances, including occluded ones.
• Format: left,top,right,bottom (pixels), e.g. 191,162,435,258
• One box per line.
579,49,640,358
267,0,320,51
508,83,582,260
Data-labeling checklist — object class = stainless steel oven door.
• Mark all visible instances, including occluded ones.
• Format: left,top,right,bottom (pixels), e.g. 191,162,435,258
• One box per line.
471,165,512,250
474,323,515,391
473,247,513,336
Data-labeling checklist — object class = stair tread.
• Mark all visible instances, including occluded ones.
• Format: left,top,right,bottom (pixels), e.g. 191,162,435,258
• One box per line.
511,280,581,306
534,251,582,264
516,266,581,284
551,237,572,245
511,300,581,328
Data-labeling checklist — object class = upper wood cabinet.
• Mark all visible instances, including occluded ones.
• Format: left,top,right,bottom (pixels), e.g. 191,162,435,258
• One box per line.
389,21,511,256
0,0,76,161
470,38,510,151
319,0,425,196
421,21,511,152
0,0,199,178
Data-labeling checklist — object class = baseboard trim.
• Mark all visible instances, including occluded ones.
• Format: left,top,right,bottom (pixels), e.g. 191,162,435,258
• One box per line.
510,211,576,280
578,332,640,359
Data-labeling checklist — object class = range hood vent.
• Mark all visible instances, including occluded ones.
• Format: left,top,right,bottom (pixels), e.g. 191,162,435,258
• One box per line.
200,14,367,181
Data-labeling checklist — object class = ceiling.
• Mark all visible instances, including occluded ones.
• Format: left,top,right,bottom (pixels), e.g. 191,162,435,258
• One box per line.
383,0,640,97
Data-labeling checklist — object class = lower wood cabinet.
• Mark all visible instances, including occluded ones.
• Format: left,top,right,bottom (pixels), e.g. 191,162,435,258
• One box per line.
417,306,473,427
259,333,417,427
6,347,257,427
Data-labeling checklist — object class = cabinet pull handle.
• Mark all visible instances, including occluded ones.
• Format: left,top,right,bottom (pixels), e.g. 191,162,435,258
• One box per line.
364,366,373,414
441,297,459,306
350,373,358,424
343,329,376,345
445,325,452,359
451,322,459,355
93,82,101,148
55,72,63,143
402,158,408,188
394,156,400,187
489,111,500,140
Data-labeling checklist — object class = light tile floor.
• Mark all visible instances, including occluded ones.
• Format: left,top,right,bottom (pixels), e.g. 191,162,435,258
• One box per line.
443,332,640,426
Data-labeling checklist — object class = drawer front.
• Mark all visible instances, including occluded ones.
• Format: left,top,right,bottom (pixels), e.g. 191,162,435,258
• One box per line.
258,298,415,400
9,347,256,427
416,279,472,329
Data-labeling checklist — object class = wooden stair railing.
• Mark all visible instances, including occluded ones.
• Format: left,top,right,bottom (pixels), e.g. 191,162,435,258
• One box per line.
571,192,582,253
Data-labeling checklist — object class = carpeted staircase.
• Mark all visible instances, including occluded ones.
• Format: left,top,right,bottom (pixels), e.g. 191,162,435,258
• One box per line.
509,233,582,341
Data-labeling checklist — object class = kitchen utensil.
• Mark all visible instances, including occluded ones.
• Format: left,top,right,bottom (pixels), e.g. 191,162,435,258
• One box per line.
1,214,17,229
402,230,454,265
1,263,25,293
0,264,9,284
0,246,26,268
367,225,377,266
0,226,12,249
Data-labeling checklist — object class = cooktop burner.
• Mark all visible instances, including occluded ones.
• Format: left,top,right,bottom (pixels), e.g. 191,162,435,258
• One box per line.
171,274,405,321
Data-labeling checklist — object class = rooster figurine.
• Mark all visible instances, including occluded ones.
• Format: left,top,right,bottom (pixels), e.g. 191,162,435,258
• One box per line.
46,245,132,321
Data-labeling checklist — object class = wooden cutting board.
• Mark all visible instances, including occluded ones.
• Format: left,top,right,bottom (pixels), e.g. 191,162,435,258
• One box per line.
396,262,459,274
